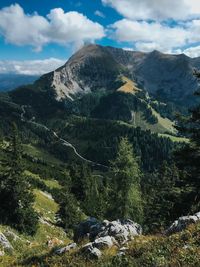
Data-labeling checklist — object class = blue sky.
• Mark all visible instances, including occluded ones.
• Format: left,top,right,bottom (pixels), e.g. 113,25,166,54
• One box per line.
1,0,200,75
0,0,122,60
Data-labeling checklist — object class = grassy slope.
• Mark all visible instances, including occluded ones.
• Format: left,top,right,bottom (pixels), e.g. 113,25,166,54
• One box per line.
117,76,141,94
116,77,176,134
23,144,63,165
0,187,71,267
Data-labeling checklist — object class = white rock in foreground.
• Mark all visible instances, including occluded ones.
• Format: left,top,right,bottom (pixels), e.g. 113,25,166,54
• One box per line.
0,233,13,251
166,211,200,235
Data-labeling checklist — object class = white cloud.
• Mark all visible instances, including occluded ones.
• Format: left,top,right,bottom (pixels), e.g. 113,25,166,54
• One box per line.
0,4,105,51
95,10,105,18
111,19,188,53
180,46,200,58
123,47,134,51
102,0,200,20
0,58,65,75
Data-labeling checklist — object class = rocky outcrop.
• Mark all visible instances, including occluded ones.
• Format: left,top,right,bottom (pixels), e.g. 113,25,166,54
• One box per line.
3,230,20,242
74,217,142,245
80,243,102,259
57,217,141,259
0,233,13,252
71,217,142,258
166,211,200,235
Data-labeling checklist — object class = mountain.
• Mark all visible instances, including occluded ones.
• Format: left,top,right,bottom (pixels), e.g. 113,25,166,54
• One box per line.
7,44,200,136
32,45,199,106
0,73,38,92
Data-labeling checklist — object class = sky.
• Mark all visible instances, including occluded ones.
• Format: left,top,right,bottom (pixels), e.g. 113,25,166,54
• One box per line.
1,0,200,75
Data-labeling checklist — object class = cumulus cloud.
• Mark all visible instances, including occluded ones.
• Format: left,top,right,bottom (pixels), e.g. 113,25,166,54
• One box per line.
111,19,188,53
0,4,105,51
0,58,65,75
102,0,200,21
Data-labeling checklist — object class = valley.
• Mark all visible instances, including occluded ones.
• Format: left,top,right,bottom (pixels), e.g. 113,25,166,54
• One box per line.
0,44,200,266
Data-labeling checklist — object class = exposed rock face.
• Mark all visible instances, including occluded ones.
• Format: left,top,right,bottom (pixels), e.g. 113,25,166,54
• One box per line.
36,44,122,101
97,219,142,244
74,218,142,244
93,236,117,249
33,44,200,107
166,211,200,235
0,233,13,252
80,243,102,259
72,217,142,259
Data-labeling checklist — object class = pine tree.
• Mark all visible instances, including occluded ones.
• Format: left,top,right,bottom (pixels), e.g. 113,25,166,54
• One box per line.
0,123,38,235
57,187,83,231
143,162,182,231
83,174,107,219
175,82,200,213
109,137,143,222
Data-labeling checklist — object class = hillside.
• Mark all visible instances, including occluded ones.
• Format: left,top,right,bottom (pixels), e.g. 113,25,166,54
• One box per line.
0,44,199,267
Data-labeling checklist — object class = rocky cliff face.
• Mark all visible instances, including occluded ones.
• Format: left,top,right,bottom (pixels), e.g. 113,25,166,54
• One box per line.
34,44,200,106
36,45,123,101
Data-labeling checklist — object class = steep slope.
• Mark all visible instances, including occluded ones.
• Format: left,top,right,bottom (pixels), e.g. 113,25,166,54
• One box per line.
106,47,198,106
35,44,124,101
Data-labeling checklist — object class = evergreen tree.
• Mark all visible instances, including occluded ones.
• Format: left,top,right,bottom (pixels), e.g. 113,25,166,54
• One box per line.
109,138,143,222
175,78,200,213
57,187,83,231
83,174,108,219
0,123,38,235
143,162,182,231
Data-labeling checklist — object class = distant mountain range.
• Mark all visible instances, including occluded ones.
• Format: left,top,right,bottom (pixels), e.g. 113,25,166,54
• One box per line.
35,44,200,106
1,44,200,135
0,73,38,92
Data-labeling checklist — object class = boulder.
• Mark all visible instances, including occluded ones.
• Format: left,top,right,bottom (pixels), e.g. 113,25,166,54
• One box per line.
80,243,102,259
97,219,142,244
74,217,99,242
166,211,200,235
55,242,77,255
74,218,142,245
0,233,13,252
94,236,117,249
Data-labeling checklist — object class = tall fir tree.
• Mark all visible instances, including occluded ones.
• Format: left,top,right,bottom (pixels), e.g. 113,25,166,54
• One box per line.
109,137,143,222
0,123,38,235
143,162,182,231
175,87,200,213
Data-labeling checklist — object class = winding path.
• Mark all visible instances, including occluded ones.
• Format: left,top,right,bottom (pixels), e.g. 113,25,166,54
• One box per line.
21,105,108,169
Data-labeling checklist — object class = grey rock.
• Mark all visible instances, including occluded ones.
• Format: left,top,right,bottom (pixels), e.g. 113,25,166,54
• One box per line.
75,218,142,246
166,212,200,235
97,219,141,244
94,236,117,249
0,233,13,251
80,242,102,259
55,242,77,255
4,230,20,241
